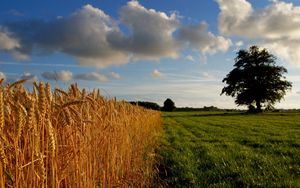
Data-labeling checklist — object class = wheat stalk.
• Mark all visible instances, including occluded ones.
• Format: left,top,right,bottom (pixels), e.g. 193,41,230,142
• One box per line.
55,88,68,98
7,79,27,91
0,89,4,130
60,100,86,108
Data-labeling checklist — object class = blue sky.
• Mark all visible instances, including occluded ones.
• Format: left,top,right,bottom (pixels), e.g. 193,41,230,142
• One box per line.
1,0,300,108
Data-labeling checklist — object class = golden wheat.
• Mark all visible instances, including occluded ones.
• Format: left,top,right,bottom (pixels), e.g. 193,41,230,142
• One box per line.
0,81,162,187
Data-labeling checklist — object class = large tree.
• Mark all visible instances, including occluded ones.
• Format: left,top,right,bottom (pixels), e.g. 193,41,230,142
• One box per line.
221,46,292,112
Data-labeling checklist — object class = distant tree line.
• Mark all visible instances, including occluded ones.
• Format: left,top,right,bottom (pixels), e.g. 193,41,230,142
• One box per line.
176,106,221,112
130,99,246,112
129,101,161,111
130,98,176,112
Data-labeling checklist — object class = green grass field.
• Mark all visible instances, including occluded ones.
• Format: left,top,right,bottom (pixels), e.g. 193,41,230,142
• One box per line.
158,112,300,187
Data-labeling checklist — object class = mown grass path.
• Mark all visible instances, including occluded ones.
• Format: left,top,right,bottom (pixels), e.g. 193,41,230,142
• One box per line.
158,112,300,187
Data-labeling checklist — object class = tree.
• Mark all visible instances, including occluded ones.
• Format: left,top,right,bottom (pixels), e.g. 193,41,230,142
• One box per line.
162,98,176,112
221,46,292,112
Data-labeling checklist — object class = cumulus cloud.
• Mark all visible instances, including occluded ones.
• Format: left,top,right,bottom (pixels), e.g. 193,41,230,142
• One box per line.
110,72,121,79
113,0,180,60
217,0,300,66
263,39,300,67
152,69,163,78
42,70,73,81
0,72,6,81
177,22,232,55
0,27,20,50
0,1,231,67
75,72,108,81
4,4,129,68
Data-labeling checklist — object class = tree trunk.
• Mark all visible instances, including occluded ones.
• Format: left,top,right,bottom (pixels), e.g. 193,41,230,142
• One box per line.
256,100,262,112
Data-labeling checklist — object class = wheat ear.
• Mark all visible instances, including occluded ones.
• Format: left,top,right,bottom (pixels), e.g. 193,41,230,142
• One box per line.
16,102,26,139
45,83,52,103
37,153,46,180
38,83,47,119
47,119,55,154
0,142,8,168
26,100,36,131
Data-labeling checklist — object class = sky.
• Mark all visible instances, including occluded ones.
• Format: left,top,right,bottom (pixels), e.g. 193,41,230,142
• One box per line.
0,0,300,108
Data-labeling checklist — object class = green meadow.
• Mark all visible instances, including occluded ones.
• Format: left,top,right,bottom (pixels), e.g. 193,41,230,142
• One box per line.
158,112,300,187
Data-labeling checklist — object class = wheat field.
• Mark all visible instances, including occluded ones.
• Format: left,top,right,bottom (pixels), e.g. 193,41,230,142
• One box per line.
0,79,162,187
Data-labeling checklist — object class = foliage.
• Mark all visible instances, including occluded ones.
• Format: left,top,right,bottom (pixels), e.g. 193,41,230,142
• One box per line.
162,98,176,112
0,80,162,187
158,111,300,187
221,46,292,112
130,101,160,110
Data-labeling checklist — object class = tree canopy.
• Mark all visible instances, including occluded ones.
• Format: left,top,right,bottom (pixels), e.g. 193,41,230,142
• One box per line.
162,98,176,112
221,46,292,112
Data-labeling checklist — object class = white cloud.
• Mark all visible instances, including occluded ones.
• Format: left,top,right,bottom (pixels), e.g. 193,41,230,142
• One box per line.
110,72,121,79
217,0,300,66
0,27,20,50
20,72,37,82
0,72,6,81
186,55,196,62
217,0,253,36
262,39,300,67
75,72,108,82
41,70,73,81
152,69,163,78
114,0,180,60
177,22,232,55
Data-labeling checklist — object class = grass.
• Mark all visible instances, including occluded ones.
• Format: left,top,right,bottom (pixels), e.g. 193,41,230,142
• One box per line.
158,111,300,187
